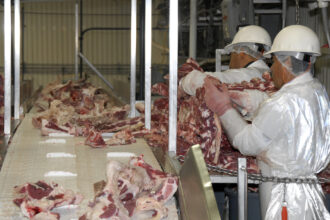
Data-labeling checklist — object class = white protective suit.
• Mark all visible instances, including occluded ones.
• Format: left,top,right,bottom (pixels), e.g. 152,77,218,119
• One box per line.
180,59,270,96
220,72,330,219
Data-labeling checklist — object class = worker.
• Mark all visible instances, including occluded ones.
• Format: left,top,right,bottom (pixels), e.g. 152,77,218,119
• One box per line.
179,25,272,96
204,25,330,219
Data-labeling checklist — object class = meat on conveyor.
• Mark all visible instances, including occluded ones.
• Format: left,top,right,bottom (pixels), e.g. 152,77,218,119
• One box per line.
79,155,178,220
13,181,83,219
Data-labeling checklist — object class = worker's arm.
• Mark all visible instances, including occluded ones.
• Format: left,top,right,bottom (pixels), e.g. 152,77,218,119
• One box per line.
180,67,264,96
220,98,286,156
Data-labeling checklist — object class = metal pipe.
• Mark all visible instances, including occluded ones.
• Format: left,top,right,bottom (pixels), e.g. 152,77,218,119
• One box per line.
215,49,221,72
74,0,79,80
139,0,145,100
81,27,167,37
321,7,330,47
22,6,25,79
168,0,178,153
78,53,114,90
4,0,12,135
189,0,197,59
238,158,247,220
14,0,21,120
282,0,287,28
79,0,83,78
144,0,152,130
130,0,137,118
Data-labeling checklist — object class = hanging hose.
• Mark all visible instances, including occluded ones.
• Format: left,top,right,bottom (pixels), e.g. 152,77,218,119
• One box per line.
321,7,330,47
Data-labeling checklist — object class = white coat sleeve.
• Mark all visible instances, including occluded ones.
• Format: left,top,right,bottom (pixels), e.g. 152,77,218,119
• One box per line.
179,70,206,96
180,67,264,96
207,67,263,84
220,99,287,156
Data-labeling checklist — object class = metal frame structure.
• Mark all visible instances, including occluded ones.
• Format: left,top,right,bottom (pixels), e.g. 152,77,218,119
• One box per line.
215,49,229,72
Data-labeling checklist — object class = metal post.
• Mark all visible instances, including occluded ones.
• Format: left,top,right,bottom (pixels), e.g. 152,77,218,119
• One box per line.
75,0,79,80
144,0,152,129
14,0,21,120
139,0,145,100
238,158,247,220
4,0,12,135
282,0,287,28
130,0,137,118
79,0,83,78
189,0,197,59
215,49,221,72
168,0,178,153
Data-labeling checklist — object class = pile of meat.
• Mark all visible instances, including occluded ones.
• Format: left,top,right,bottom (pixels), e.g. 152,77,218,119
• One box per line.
79,155,178,220
13,181,83,219
32,80,133,147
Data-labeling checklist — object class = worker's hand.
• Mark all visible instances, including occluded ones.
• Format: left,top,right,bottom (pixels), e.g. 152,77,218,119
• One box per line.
204,77,232,116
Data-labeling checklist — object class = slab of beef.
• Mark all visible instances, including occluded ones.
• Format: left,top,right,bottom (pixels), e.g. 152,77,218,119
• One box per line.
79,155,178,220
13,181,83,219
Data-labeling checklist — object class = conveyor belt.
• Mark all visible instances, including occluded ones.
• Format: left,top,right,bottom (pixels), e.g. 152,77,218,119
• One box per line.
0,113,178,219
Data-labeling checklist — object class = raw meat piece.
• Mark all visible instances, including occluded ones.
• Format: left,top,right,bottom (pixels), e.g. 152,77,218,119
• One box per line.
135,102,145,114
152,83,169,97
85,130,106,148
13,181,83,219
106,129,136,146
41,119,72,136
95,117,144,133
80,156,178,220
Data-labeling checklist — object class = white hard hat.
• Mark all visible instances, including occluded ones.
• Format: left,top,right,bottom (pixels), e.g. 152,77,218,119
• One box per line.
264,25,321,56
224,25,272,52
